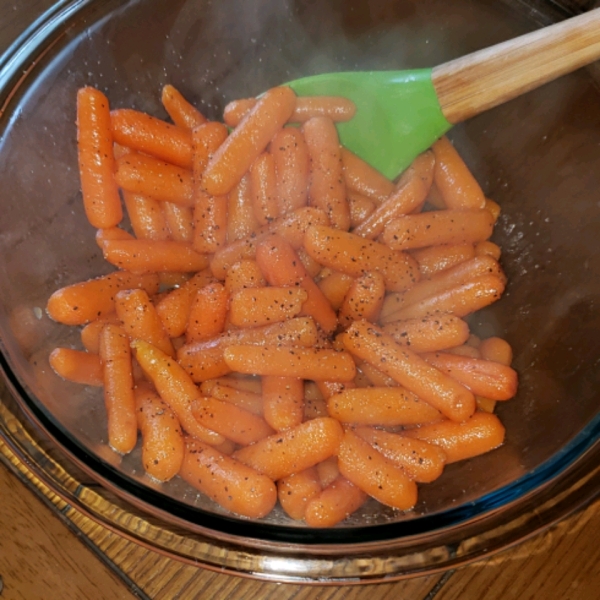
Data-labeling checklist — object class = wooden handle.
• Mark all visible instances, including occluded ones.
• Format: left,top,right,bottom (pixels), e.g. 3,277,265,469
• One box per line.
432,8,600,124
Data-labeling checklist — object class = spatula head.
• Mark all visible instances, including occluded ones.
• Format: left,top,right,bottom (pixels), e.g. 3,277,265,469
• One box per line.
288,69,451,180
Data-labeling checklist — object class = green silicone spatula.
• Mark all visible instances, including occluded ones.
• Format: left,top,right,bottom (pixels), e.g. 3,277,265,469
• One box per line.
287,8,600,179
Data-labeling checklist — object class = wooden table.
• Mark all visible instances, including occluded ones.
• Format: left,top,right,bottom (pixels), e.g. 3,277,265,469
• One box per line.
1,1,600,599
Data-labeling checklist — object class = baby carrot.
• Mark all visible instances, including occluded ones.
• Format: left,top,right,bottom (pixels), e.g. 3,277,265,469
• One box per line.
340,320,475,422
49,348,103,386
479,336,513,365
315,455,340,488
227,173,259,242
111,108,193,169
475,240,502,261
411,243,476,277
277,467,322,521
352,151,435,239
76,87,123,229
223,345,356,381
115,153,193,206
403,412,505,463
337,429,418,511
232,417,344,481
357,360,399,388
114,289,174,358
186,282,228,344
262,375,304,431
432,136,486,210
317,270,355,311
382,208,495,251
200,380,263,415
223,98,257,127
162,202,193,243
304,475,367,528
224,259,266,294
80,313,121,353
102,239,209,273
122,191,171,241
161,84,207,129
303,116,350,231
95,227,134,248
180,437,277,519
228,286,307,328
135,384,184,482
131,339,225,445
46,271,159,326
99,324,137,454
348,192,377,228
341,148,395,203
484,198,501,221
327,386,442,426
203,86,296,196
250,152,279,225
338,271,386,329
270,127,309,214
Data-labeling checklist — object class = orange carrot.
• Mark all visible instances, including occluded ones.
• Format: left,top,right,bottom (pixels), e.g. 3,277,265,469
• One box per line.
102,239,209,273
277,467,322,521
432,136,486,209
250,152,279,225
227,173,259,242
479,337,513,366
484,198,501,221
337,429,418,511
80,313,121,353
95,227,134,248
446,344,481,358
135,384,184,481
222,98,257,127
122,191,171,241
341,320,475,422
327,386,442,426
348,192,377,228
315,455,340,488
204,375,262,394
338,271,386,329
303,116,350,231
180,437,277,519
411,243,476,277
475,240,502,261
115,152,193,206
77,87,123,228
49,348,104,386
356,360,399,388
232,417,344,481
99,324,137,454
200,380,263,415
46,272,159,326
425,180,446,209
262,375,304,431
352,151,435,239
186,282,228,343
162,202,193,243
403,412,505,463
111,108,193,168
317,270,355,311
161,84,207,129
383,209,495,251
271,127,309,214
341,148,395,203
224,259,266,294
203,86,296,196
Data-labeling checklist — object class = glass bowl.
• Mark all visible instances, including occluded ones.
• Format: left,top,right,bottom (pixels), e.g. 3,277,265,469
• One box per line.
1,0,599,583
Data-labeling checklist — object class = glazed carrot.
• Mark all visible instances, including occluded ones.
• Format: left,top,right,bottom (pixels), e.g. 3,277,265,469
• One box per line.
383,208,495,251
348,192,377,228
277,467,322,521
352,151,435,239
210,206,329,280
255,234,338,333
356,360,398,388
296,247,323,279
180,437,277,519
222,98,257,127
304,225,420,293
338,271,386,329
403,412,505,463
315,455,340,488
421,352,518,401
227,173,259,241
271,127,309,214
122,191,171,241
317,271,355,311
337,429,418,511
341,320,475,422
223,345,356,381
154,269,215,338
425,180,446,209
135,384,184,482
102,239,209,273
99,324,137,454
131,339,225,445
484,198,501,221
445,344,481,358
80,313,121,353
303,116,350,231
111,108,193,169
191,397,274,445
304,475,367,528
262,375,304,431
327,386,442,426
77,87,123,229
49,348,103,386
203,375,262,395
229,287,307,328
475,240,502,261
162,202,193,243
46,272,159,326
115,153,193,206
381,315,470,353
232,417,344,481
224,259,265,293
161,84,207,129
384,274,506,321
354,427,447,483
114,289,174,357
432,136,486,210
341,148,395,203
95,227,134,248
250,152,279,225
479,336,513,366
200,380,264,415
176,343,231,383
186,282,228,343
203,86,296,196
411,243,476,277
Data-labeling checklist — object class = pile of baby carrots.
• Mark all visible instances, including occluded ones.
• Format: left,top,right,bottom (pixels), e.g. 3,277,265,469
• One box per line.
46,82,517,527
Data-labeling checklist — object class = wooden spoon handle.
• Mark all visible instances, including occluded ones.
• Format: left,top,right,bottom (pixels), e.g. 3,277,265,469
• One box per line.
432,8,600,124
